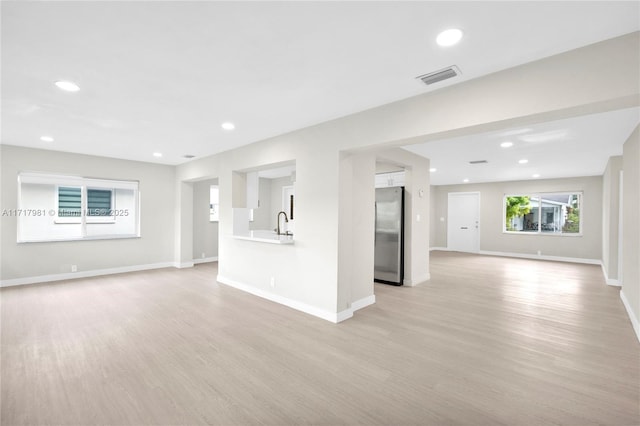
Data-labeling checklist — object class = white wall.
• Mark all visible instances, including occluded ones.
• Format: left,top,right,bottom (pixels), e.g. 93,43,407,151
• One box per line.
338,148,430,315
192,179,219,261
431,176,603,262
602,156,623,282
174,181,193,267
222,143,341,318
621,125,639,338
0,32,636,326
430,186,438,248
0,32,635,326
1,145,176,282
338,151,375,312
174,32,638,322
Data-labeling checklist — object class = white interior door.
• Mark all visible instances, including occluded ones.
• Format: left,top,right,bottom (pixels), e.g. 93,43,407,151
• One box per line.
447,192,480,253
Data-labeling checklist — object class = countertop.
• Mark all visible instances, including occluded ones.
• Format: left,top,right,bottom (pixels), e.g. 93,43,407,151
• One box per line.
233,230,294,245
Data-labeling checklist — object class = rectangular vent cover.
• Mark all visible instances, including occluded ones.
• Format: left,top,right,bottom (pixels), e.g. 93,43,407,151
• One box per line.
416,65,461,86
469,160,488,164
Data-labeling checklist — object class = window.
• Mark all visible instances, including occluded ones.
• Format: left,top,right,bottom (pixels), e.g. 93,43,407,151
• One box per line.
17,173,139,242
58,186,81,217
57,187,113,218
504,192,581,235
87,189,113,216
209,185,219,222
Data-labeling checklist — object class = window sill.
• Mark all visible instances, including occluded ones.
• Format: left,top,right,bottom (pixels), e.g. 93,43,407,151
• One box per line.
55,218,117,224
54,218,81,224
18,234,140,243
87,220,116,224
503,231,583,237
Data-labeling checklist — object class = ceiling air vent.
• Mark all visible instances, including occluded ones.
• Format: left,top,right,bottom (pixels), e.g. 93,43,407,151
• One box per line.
469,160,488,164
416,65,461,86
183,154,196,159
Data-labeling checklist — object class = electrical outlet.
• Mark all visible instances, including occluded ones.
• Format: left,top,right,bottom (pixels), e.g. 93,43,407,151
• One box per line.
71,265,77,272
416,214,421,222
201,252,205,259
270,277,275,288
537,250,542,256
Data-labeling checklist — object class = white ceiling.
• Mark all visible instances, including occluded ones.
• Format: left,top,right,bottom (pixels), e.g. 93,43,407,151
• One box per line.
1,2,639,166
403,107,640,186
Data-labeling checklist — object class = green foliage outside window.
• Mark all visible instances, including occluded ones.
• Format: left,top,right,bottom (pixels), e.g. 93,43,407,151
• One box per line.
505,196,531,231
562,194,580,233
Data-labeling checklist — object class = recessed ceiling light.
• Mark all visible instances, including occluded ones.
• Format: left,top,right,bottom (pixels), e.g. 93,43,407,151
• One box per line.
436,28,464,47
463,178,469,183
153,152,163,157
500,141,513,148
54,81,80,92
221,122,235,131
519,159,529,164
532,174,540,178
40,136,54,142
430,168,437,172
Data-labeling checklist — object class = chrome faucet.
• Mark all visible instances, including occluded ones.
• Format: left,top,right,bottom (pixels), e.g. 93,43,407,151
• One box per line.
276,211,289,235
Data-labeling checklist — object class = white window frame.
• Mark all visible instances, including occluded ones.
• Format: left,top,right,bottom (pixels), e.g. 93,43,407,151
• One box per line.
209,185,219,222
55,186,116,224
503,191,583,236
55,184,84,224
86,187,116,223
17,172,140,243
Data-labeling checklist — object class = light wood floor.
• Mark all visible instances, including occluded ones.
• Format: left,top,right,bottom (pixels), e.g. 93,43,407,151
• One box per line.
1,251,638,425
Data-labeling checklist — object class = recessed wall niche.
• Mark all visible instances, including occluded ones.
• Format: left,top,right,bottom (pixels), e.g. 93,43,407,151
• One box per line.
232,161,296,236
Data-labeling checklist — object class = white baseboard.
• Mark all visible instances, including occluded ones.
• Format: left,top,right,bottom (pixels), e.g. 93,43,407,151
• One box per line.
193,256,218,265
600,263,621,287
335,309,354,323
0,262,176,288
175,261,194,268
478,250,601,265
404,273,431,287
620,289,640,343
431,247,600,266
217,275,350,323
351,294,376,312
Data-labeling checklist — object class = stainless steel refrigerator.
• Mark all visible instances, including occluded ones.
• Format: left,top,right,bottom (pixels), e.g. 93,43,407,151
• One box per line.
374,186,404,286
